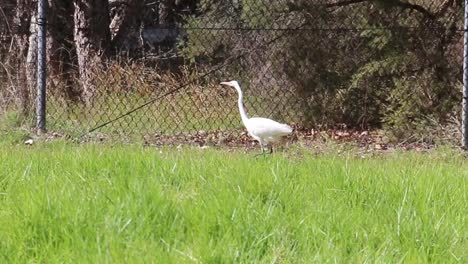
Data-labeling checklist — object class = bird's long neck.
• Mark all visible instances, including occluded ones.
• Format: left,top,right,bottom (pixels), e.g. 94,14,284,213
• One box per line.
234,83,249,125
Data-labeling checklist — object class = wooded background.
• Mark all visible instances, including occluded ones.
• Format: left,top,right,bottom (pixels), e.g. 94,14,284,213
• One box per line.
0,0,464,141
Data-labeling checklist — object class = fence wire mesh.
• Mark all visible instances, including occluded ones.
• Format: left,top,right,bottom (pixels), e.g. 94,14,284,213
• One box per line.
0,0,465,146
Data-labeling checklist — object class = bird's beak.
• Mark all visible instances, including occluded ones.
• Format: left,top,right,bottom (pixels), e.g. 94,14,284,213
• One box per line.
220,82,230,86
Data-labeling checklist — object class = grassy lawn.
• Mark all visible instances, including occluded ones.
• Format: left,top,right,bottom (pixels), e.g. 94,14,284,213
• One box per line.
0,141,467,263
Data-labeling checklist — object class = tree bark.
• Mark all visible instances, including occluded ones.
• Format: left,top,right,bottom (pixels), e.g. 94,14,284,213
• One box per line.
47,0,79,101
73,0,112,104
159,0,175,26
110,0,144,53
12,0,36,116
26,3,39,119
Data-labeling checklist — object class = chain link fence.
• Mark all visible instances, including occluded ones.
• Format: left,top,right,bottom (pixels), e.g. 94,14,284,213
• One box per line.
1,1,465,145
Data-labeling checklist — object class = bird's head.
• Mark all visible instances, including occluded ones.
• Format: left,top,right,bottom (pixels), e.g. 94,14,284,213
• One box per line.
220,80,242,95
220,80,239,87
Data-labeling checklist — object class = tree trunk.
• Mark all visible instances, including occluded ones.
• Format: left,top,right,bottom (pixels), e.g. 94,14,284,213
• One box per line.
73,0,111,104
26,10,37,109
47,0,79,101
110,0,144,53
12,0,36,116
159,0,175,26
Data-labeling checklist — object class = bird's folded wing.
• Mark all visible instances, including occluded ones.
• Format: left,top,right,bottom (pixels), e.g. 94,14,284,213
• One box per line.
249,117,292,137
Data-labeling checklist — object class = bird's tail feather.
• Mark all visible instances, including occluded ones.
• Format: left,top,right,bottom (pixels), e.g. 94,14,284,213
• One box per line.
281,124,293,134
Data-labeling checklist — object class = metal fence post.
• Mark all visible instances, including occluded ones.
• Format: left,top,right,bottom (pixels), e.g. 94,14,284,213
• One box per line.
463,0,468,149
36,0,47,134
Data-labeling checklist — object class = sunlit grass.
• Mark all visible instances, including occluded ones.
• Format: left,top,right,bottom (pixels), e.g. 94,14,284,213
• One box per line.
0,142,467,262
44,82,302,137
45,92,241,135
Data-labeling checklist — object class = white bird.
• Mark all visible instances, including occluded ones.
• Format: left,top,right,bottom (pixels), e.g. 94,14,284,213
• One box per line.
220,80,293,154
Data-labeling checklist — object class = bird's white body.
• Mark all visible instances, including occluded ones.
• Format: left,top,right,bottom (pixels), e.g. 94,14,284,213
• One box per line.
220,80,293,153
244,117,292,145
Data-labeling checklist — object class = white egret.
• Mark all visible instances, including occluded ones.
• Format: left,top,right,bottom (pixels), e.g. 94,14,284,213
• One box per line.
220,80,293,154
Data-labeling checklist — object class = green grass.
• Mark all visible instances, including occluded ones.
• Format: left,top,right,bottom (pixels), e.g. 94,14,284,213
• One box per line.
0,142,467,263
45,92,242,135
43,86,301,137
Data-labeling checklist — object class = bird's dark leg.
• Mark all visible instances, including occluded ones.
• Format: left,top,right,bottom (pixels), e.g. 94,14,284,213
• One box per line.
267,145,273,154
254,143,266,157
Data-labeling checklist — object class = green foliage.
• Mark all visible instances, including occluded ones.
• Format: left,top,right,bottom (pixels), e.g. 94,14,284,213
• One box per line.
0,110,33,146
180,1,462,133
